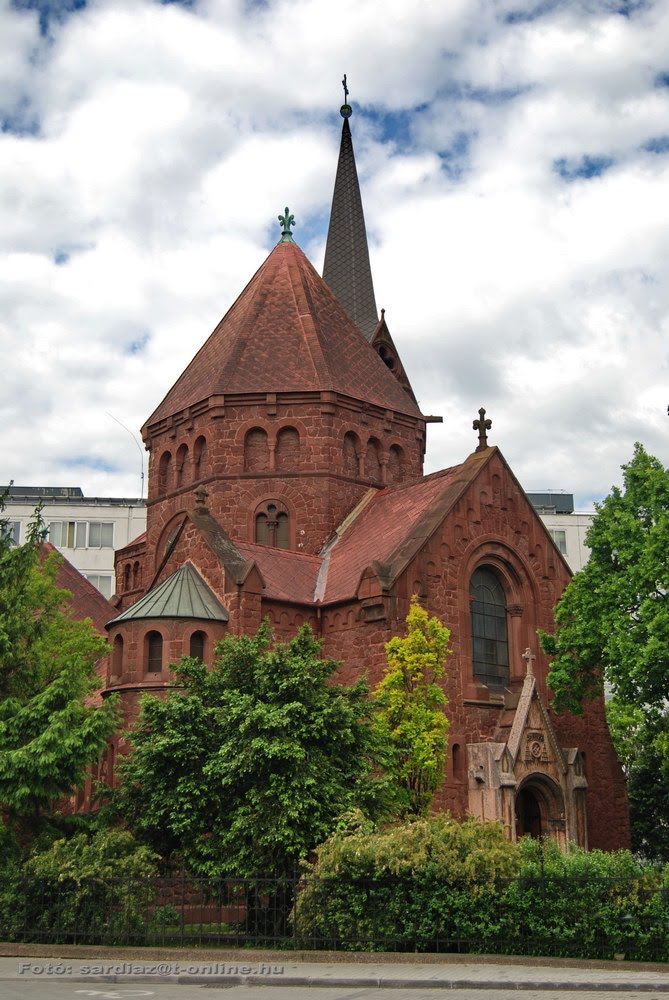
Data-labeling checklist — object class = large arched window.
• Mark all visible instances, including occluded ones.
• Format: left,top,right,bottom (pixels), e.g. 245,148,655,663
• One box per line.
470,567,509,689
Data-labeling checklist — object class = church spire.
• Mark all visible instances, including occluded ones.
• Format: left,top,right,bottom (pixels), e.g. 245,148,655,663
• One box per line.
322,77,379,341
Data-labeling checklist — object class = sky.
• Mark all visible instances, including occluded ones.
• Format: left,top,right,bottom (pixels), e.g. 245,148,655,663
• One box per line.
1,0,668,511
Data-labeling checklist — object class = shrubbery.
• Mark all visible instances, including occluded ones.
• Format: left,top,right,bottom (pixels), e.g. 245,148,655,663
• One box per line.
0,830,159,945
294,814,669,959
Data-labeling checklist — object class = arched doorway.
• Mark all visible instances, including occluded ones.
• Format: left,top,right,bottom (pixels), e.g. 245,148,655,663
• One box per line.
515,775,566,843
516,786,542,838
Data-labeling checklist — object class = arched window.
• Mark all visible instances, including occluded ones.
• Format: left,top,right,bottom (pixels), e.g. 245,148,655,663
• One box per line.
343,431,359,478
133,561,141,588
275,427,300,471
470,567,509,689
452,743,463,781
123,564,131,591
175,443,189,486
146,630,163,674
254,500,290,549
365,437,382,482
190,630,206,662
387,444,405,484
244,428,269,472
112,635,124,679
193,436,207,481
158,451,172,495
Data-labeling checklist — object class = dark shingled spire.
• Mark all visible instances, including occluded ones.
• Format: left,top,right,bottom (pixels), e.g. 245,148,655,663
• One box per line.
323,100,379,341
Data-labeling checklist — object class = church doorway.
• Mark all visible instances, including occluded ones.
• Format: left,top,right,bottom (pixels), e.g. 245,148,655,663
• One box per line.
515,776,566,843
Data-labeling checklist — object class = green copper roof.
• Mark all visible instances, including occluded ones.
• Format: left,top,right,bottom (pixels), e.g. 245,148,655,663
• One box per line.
109,562,229,625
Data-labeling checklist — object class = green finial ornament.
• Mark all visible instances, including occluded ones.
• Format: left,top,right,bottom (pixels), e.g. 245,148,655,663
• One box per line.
340,73,352,118
278,206,295,242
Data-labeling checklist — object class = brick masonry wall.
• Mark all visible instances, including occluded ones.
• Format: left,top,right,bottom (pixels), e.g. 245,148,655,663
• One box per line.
142,393,425,558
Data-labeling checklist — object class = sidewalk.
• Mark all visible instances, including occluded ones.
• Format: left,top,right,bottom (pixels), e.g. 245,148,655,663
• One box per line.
0,944,668,991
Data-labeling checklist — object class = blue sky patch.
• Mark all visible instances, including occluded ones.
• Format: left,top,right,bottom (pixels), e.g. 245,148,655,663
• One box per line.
438,131,474,181
642,135,669,154
12,0,88,37
126,332,151,355
2,97,40,137
502,0,561,25
553,154,615,180
62,455,118,473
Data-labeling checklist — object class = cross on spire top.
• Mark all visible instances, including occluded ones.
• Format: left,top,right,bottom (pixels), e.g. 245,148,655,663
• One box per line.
473,407,492,451
522,648,536,677
340,73,352,118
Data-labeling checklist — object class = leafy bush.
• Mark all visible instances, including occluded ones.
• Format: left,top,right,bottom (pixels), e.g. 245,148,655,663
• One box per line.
294,812,519,950
0,830,159,945
295,817,669,958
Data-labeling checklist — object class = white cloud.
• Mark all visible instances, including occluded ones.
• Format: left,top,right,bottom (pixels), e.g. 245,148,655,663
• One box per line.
0,0,667,509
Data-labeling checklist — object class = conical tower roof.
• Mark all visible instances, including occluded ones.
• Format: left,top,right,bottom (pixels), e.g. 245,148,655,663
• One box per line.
145,237,423,430
322,113,379,341
109,562,229,624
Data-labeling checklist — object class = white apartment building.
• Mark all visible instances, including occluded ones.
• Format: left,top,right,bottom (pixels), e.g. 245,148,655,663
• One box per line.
3,486,146,599
526,492,594,573
3,486,590,598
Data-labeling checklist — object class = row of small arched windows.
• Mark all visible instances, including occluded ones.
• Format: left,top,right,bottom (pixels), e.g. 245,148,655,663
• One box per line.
156,429,407,493
343,432,405,484
243,426,406,484
111,630,207,678
158,436,208,496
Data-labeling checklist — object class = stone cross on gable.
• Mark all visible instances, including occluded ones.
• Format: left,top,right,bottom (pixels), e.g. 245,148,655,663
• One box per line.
522,647,536,677
473,407,492,451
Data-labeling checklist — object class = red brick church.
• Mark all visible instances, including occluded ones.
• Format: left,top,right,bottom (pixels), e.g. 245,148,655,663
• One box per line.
103,97,629,850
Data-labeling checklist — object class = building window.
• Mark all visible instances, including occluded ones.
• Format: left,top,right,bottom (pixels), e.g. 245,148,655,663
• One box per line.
176,443,189,487
193,436,207,480
49,521,113,549
84,574,113,599
470,567,509,689
190,630,206,662
254,500,290,549
549,529,568,555
111,634,124,678
146,631,163,673
158,451,172,494
1,520,21,545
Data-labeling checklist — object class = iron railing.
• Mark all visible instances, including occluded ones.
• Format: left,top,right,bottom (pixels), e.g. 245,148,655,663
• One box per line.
1,873,667,960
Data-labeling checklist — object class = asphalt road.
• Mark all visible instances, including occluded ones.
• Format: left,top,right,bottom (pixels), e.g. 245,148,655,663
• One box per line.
1,986,669,1000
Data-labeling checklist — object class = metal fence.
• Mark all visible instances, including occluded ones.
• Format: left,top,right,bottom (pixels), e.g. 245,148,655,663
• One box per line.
1,872,667,960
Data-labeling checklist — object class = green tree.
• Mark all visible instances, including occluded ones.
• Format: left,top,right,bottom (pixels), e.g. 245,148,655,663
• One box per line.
372,597,450,815
117,620,390,877
606,699,669,861
541,444,669,715
0,499,117,843
540,444,669,856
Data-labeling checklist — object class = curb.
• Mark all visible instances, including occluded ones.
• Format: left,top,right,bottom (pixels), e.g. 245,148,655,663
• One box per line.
13,974,669,991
